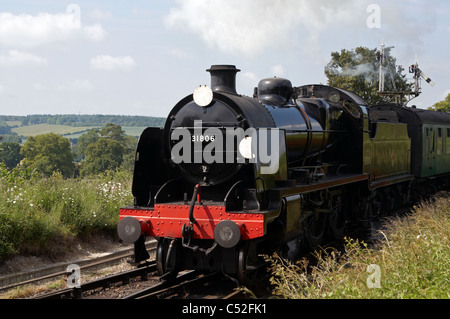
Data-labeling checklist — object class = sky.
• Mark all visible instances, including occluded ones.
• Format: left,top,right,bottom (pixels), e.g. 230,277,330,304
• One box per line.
0,0,449,118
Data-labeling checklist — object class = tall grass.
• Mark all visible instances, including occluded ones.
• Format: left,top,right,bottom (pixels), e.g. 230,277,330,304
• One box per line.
0,164,133,261
268,194,450,299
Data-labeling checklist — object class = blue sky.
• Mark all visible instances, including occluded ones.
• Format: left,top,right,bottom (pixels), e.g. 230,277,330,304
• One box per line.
0,0,449,117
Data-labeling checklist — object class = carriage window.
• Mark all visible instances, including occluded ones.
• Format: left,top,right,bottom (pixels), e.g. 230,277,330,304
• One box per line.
431,129,435,154
425,127,435,157
437,128,443,155
447,128,450,154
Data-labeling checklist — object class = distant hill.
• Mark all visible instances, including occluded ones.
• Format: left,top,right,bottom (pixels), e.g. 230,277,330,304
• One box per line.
0,114,166,142
0,114,165,127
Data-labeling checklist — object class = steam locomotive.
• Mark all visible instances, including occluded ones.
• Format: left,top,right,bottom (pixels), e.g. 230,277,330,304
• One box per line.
118,65,450,284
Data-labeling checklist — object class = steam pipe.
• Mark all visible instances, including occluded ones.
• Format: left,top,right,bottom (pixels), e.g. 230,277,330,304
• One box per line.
189,184,200,225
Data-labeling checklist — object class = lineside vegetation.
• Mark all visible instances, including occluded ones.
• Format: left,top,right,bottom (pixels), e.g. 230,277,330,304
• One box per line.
267,193,450,299
0,165,133,261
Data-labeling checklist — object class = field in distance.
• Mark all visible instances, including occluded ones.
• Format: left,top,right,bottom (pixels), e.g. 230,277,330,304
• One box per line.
1,114,165,139
11,123,148,138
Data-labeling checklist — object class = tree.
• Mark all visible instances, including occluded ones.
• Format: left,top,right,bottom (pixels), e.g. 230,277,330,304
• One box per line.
21,133,75,177
80,139,125,176
121,135,138,172
75,128,100,161
428,93,450,112
0,120,11,134
99,123,126,143
76,123,137,175
75,123,127,161
0,142,23,169
324,47,411,105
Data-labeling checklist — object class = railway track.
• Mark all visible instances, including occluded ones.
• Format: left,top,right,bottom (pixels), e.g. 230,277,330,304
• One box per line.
31,265,244,299
8,237,242,299
0,241,156,297
122,270,252,299
32,261,158,299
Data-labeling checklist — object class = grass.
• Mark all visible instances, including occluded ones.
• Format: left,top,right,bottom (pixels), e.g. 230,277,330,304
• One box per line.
11,124,96,137
0,165,133,261
120,126,148,137
0,279,67,299
10,123,148,139
5,121,22,127
267,193,450,299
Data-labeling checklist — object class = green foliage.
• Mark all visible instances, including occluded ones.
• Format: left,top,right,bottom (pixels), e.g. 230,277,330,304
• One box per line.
0,213,16,258
428,93,450,112
20,133,75,177
324,46,411,104
99,123,126,142
0,166,133,261
0,142,24,168
0,135,22,144
0,162,39,184
0,119,12,134
75,128,100,161
0,119,142,261
81,139,125,177
267,195,450,299
78,123,137,176
121,135,139,172
2,115,144,175
0,114,165,127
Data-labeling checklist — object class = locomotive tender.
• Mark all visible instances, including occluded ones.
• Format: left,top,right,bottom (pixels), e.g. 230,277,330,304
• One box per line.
118,65,450,284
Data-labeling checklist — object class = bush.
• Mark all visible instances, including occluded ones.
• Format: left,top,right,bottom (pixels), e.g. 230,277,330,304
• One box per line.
0,214,17,258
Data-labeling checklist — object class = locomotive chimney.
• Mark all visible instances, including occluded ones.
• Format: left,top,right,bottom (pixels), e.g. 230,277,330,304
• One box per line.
206,65,240,95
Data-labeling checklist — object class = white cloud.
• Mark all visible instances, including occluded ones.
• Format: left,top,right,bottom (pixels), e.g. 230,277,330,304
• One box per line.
164,0,367,57
81,24,106,42
164,0,439,61
0,7,106,48
90,55,136,71
0,50,47,67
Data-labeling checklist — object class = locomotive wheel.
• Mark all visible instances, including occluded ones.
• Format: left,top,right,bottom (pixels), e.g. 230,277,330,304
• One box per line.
237,243,258,286
304,212,327,250
383,188,396,211
358,196,378,241
329,195,346,240
372,191,384,218
156,238,181,281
